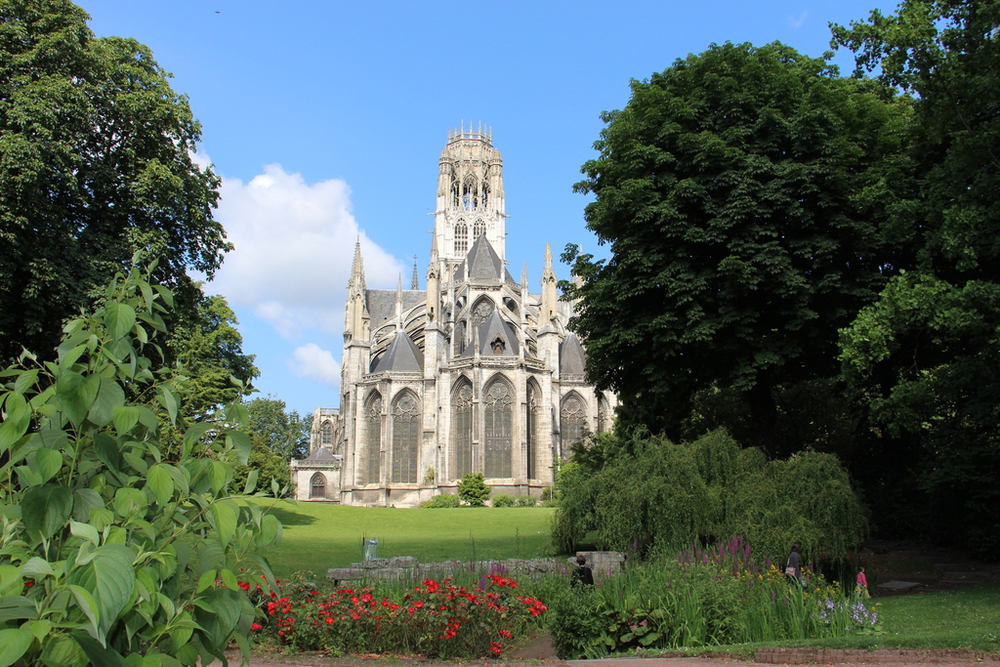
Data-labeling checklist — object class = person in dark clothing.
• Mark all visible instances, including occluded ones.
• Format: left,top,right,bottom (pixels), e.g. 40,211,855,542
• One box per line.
786,542,801,580
572,555,594,586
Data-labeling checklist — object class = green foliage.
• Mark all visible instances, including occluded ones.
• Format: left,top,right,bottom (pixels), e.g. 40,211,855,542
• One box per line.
0,263,280,666
832,1,1000,555
0,0,228,364
230,397,311,496
168,294,259,418
420,494,461,508
457,473,491,507
553,430,866,562
839,273,1000,552
565,41,912,454
547,541,878,660
492,493,515,508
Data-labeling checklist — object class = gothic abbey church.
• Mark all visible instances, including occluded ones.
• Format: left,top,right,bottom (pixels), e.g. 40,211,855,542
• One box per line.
291,127,616,506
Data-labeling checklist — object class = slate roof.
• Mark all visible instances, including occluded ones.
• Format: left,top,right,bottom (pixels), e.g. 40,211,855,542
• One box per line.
371,331,425,373
463,309,519,356
366,289,425,327
560,333,587,375
305,446,338,462
453,235,516,284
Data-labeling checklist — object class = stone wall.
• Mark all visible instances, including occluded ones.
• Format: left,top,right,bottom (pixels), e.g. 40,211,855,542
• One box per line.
327,551,625,584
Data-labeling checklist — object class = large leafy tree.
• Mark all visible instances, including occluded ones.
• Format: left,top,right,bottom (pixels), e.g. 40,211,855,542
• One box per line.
231,397,311,495
566,42,912,454
0,0,228,363
168,293,259,419
833,0,1000,553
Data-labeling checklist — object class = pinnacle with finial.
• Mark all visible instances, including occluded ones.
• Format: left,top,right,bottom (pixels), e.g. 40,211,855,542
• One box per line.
411,256,419,290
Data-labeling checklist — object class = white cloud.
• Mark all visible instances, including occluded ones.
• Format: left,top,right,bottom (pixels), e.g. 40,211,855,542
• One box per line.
208,163,404,339
290,343,341,387
788,10,807,30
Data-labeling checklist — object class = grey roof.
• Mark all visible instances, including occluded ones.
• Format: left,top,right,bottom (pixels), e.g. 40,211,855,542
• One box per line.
371,331,424,373
366,289,425,327
464,309,519,356
560,333,587,375
305,446,338,461
453,235,516,284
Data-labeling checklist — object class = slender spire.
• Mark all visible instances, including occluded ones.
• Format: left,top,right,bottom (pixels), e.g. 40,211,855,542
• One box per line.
521,261,529,289
349,237,366,292
411,256,419,290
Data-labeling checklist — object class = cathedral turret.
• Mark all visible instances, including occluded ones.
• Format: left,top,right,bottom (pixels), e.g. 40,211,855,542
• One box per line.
434,123,506,265
345,239,369,342
540,243,558,327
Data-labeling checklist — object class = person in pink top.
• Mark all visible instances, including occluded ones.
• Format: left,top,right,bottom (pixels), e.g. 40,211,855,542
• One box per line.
856,566,870,598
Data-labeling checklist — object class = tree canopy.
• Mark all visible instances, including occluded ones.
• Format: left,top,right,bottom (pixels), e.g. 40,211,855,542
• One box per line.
565,42,911,454
0,0,228,363
832,0,1000,554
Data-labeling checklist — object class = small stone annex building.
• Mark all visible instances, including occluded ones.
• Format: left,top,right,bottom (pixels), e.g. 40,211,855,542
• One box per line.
291,125,616,506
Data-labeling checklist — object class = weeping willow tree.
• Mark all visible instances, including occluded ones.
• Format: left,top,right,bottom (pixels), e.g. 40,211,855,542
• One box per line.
553,429,867,563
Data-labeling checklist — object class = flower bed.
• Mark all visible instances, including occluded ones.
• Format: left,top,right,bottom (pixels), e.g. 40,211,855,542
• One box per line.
246,574,546,659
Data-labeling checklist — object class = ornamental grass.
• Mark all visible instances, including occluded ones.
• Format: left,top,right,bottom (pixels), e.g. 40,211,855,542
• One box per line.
245,573,546,659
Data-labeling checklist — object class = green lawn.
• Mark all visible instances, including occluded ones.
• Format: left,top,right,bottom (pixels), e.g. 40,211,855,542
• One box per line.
250,500,557,578
683,582,1000,656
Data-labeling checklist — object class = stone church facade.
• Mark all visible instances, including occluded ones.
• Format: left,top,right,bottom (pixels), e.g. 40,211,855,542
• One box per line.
291,126,616,506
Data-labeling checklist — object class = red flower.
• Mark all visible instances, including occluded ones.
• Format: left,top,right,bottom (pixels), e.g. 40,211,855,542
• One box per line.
490,641,503,655
250,622,262,631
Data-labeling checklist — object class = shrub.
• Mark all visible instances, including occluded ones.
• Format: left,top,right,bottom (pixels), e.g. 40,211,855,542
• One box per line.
515,495,537,507
457,473,491,506
0,264,281,666
421,494,461,508
492,493,516,507
553,429,867,562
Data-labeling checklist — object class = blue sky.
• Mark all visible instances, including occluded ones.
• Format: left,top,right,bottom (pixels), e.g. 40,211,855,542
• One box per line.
82,0,893,417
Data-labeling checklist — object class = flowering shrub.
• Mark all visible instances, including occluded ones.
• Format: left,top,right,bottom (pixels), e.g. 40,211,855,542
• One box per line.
247,573,546,658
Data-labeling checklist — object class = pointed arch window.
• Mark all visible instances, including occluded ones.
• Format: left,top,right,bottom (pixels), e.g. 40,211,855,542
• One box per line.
481,182,490,207
462,175,478,209
452,379,474,478
455,223,468,255
453,319,467,356
365,393,382,485
526,381,540,480
310,473,326,499
473,219,485,240
391,392,420,484
560,393,588,455
320,421,333,446
483,378,513,478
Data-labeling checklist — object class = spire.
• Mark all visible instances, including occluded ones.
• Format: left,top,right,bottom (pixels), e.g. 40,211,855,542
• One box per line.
521,261,529,290
349,237,366,293
411,256,419,290
541,243,558,326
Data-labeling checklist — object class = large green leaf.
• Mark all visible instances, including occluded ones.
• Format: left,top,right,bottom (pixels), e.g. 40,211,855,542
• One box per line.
111,404,140,435
0,391,29,450
68,545,137,642
88,379,126,428
145,464,173,505
32,448,63,484
104,302,137,341
56,372,100,428
0,626,34,667
22,484,73,540
209,501,237,546
0,595,36,622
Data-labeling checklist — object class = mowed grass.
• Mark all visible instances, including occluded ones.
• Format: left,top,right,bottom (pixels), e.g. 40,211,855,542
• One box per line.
249,500,557,578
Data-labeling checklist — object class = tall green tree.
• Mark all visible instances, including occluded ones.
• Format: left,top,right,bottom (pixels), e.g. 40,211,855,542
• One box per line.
231,397,311,495
833,1,1000,554
0,0,228,363
566,42,912,454
168,293,259,419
